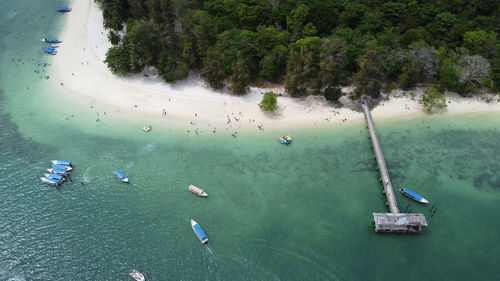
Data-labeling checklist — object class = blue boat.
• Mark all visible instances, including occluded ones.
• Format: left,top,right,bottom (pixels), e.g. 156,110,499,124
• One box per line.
40,176,61,186
44,173,64,181
44,46,57,55
51,160,71,166
47,168,68,175
191,219,208,244
57,6,72,12
399,188,429,204
43,38,61,43
113,170,129,182
51,164,72,171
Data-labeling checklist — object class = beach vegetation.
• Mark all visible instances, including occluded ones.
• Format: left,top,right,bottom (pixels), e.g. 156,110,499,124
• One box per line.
422,87,447,112
98,0,500,96
104,45,131,75
323,86,342,102
259,92,278,112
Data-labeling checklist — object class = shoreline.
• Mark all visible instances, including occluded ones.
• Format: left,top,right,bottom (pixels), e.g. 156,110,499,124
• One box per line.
51,0,500,131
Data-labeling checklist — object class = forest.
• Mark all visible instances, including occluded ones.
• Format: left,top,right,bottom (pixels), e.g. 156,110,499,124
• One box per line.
96,0,500,99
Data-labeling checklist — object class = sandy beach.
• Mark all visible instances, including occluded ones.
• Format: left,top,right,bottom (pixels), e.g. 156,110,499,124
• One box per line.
51,0,500,130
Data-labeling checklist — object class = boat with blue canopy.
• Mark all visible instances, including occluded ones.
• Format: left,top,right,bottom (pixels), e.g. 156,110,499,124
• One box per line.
47,168,68,175
51,164,72,171
399,188,429,204
51,160,72,166
57,6,72,12
113,170,129,182
44,173,64,181
43,38,61,43
40,176,61,186
279,136,292,145
44,46,57,55
191,219,208,244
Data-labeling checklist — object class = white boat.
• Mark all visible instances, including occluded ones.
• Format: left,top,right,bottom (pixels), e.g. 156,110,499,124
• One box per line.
129,269,145,281
191,219,208,244
188,184,208,197
142,125,151,132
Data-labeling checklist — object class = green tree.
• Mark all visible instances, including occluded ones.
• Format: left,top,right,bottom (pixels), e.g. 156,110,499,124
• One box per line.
259,91,278,112
439,65,460,91
323,86,342,102
157,53,189,83
353,41,385,98
104,45,131,75
108,30,121,45
229,53,251,95
203,47,226,89
422,87,447,112
463,29,497,57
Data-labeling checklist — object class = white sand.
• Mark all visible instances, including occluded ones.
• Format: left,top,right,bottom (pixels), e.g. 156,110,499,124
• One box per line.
52,0,500,129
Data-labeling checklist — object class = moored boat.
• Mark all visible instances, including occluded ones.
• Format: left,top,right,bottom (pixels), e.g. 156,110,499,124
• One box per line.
113,170,129,182
142,125,152,132
399,188,429,204
57,6,72,12
188,184,208,197
44,173,64,181
129,269,145,281
51,160,72,166
51,164,72,171
47,168,68,175
43,37,62,43
191,219,208,244
40,177,61,186
44,46,57,55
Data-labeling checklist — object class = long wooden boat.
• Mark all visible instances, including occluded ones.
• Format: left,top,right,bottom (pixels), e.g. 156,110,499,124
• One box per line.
188,184,208,197
400,188,429,204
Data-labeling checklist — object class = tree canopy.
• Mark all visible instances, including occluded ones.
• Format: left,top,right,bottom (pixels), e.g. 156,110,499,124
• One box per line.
99,0,500,96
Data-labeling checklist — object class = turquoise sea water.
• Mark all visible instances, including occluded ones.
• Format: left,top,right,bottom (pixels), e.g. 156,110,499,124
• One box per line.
1,1,500,280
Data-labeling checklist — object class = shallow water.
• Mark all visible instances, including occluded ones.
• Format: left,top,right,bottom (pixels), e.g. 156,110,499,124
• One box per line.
1,1,500,280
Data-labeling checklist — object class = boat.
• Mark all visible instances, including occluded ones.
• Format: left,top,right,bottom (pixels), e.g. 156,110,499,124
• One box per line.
44,46,57,55
113,170,129,182
191,219,208,244
57,6,72,12
188,184,208,197
142,125,152,132
51,160,72,166
51,164,72,171
279,136,292,145
42,38,61,43
47,168,68,175
44,173,64,181
399,188,429,204
129,269,145,281
40,177,61,186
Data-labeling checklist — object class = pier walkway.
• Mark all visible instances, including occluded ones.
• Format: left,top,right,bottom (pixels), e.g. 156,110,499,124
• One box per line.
361,98,427,233
361,102,399,213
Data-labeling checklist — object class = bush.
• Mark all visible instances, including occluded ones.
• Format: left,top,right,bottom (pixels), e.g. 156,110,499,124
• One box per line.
422,87,447,112
439,65,459,91
259,92,278,112
323,86,342,102
384,81,396,93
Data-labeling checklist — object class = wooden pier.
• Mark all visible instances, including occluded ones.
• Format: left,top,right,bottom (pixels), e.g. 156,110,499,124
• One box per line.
361,98,427,233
